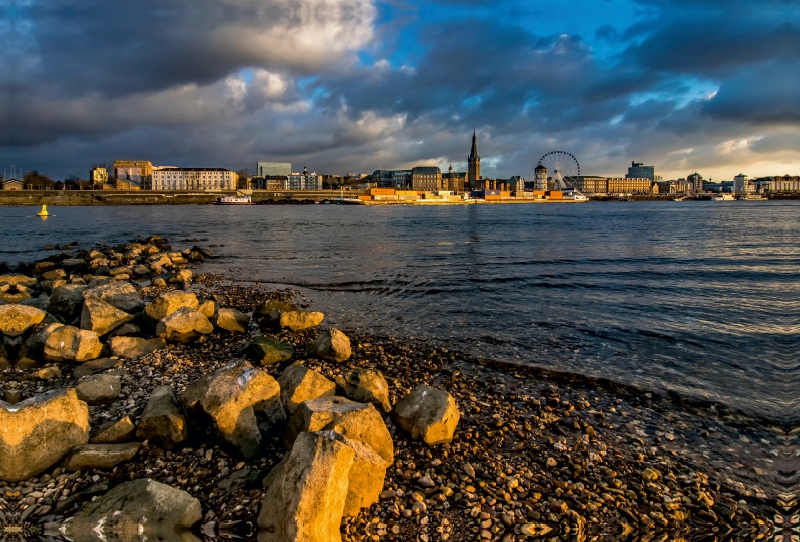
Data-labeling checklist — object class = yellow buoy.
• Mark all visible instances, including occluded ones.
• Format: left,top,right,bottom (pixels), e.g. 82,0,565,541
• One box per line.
37,205,49,217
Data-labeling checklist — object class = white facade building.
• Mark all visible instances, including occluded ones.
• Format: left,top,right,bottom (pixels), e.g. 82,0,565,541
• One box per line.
733,174,748,195
151,168,238,190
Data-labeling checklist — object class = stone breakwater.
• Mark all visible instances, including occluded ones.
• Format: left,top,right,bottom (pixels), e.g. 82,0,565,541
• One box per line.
0,237,780,541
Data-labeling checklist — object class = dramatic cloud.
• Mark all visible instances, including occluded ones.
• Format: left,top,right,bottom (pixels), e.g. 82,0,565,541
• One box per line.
0,0,798,180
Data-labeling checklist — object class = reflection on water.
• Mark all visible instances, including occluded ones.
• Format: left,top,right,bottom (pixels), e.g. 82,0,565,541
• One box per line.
2,202,799,422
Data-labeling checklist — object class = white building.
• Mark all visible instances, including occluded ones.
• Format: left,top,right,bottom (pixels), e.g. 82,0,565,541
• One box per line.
151,168,238,190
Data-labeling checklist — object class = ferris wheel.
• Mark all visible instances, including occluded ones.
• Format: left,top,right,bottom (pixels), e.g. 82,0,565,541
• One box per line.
538,151,580,190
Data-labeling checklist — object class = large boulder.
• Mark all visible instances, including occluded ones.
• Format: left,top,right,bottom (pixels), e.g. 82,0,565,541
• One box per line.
213,308,250,333
136,386,187,450
179,360,285,458
307,328,352,362
49,284,87,320
0,274,37,288
109,336,166,359
339,369,392,413
326,431,389,517
257,431,355,542
156,307,213,343
80,296,134,336
75,374,121,405
44,325,102,362
0,304,46,337
83,281,145,313
286,396,394,464
66,479,201,542
391,384,460,445
278,364,336,416
240,335,294,366
261,310,324,332
145,290,199,321
0,388,89,481
62,442,141,471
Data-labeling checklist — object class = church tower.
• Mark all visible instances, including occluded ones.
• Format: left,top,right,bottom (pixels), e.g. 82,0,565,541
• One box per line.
468,130,481,190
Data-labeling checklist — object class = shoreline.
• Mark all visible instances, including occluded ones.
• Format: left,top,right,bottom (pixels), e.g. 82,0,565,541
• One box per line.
0,239,784,541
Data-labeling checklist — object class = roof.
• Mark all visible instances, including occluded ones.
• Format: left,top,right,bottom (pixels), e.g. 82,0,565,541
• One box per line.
412,166,442,175
154,168,231,172
468,130,479,161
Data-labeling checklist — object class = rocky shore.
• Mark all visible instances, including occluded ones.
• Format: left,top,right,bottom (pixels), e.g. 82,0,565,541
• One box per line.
0,237,779,541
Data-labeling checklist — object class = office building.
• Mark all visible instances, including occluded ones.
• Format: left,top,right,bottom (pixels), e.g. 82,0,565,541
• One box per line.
411,166,442,192
733,174,748,195
687,172,703,193
257,162,291,177
607,178,657,194
572,176,608,194
626,161,655,181
286,167,321,190
151,168,238,190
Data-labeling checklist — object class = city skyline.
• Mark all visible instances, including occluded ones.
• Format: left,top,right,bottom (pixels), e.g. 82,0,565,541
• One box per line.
0,0,797,181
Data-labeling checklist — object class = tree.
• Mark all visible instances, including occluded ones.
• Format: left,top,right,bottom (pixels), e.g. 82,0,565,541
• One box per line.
23,171,56,190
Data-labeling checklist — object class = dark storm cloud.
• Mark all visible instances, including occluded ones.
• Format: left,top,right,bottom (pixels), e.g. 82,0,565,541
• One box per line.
1,0,799,180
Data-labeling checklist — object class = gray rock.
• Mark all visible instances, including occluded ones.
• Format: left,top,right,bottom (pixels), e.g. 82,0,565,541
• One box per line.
80,296,133,336
156,307,213,343
109,336,166,359
278,364,336,416
20,295,51,312
307,328,352,362
179,360,285,458
73,357,123,378
0,388,89,481
63,442,141,471
44,325,102,362
75,374,121,405
253,299,299,319
49,284,87,320
66,479,201,542
109,322,141,337
390,384,460,445
239,335,294,365
136,386,187,450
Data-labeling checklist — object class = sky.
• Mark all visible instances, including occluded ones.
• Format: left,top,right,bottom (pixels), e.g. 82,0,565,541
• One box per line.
0,0,798,181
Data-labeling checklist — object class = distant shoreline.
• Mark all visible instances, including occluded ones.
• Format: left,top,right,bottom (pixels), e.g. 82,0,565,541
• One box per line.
0,190,793,206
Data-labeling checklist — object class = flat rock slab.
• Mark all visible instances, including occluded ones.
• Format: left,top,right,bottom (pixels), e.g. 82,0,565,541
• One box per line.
83,280,145,313
66,479,201,542
339,368,392,413
73,358,123,378
63,442,141,471
0,388,89,481
109,336,166,359
0,304,46,337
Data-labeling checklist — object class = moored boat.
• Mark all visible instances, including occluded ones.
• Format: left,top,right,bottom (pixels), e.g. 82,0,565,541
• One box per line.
214,195,254,205
712,193,735,201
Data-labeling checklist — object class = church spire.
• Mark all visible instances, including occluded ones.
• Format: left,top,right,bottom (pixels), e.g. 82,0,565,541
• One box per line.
469,129,479,162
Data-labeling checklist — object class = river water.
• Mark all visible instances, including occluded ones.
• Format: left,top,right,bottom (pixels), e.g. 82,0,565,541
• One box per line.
1,201,798,424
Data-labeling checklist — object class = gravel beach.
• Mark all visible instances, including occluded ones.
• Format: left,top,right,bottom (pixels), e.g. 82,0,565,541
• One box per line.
0,238,782,541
